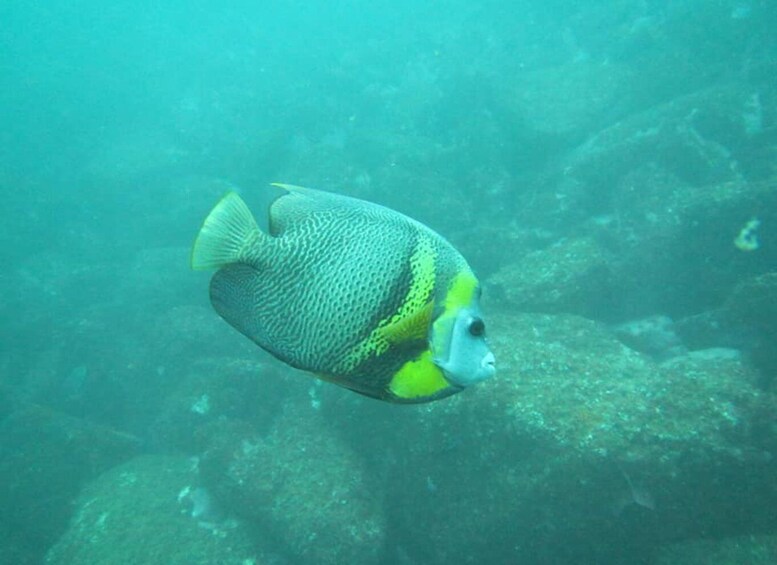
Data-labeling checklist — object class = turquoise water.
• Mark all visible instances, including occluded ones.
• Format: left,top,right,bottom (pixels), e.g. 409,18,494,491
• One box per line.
2,1,776,563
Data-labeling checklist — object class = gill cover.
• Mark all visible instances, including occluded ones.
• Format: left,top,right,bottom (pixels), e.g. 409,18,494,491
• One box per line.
430,272,496,387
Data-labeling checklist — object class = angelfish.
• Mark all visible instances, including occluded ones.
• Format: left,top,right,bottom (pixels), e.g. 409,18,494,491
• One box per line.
191,184,495,403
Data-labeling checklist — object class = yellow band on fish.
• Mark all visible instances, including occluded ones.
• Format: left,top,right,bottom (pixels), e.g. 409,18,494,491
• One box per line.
443,269,478,310
388,350,450,399
337,237,437,373
430,269,478,357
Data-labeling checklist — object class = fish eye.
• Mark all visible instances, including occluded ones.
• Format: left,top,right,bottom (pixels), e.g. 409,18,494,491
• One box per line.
468,318,485,337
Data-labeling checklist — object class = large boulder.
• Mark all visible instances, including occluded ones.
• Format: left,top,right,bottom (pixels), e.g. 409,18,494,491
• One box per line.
566,85,763,201
719,271,777,386
152,356,295,453
0,520,37,565
606,177,777,318
324,311,777,564
511,61,636,139
541,84,777,319
493,80,776,322
724,272,777,334
200,405,386,565
0,406,141,560
45,455,261,565
487,236,615,317
658,533,777,565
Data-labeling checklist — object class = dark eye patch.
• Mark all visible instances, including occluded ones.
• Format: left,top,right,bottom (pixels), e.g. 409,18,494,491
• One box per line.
468,318,485,336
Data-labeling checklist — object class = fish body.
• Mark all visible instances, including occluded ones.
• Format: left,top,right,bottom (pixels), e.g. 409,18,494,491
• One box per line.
192,184,495,403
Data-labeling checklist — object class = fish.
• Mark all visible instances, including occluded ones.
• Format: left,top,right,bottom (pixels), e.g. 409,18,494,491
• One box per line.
191,184,495,403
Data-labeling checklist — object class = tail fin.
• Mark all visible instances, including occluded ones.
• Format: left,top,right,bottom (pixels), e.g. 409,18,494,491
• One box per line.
191,192,261,270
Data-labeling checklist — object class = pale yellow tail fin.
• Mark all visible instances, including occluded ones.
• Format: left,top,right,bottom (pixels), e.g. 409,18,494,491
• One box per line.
191,192,260,270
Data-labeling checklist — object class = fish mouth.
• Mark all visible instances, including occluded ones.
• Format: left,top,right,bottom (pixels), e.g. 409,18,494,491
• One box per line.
481,351,496,375
443,353,496,387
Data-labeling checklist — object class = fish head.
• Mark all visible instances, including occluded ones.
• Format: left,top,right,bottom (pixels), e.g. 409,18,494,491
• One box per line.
430,275,496,388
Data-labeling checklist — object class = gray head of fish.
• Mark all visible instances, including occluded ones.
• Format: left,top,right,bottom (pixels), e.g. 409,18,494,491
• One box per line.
432,304,496,387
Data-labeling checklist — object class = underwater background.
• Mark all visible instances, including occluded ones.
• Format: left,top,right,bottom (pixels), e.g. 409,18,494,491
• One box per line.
2,0,777,563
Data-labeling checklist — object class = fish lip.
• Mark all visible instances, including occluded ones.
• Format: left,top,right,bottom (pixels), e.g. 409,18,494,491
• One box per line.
442,363,496,388
480,353,497,379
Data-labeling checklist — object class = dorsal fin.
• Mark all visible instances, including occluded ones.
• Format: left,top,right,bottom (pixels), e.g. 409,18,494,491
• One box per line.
267,183,374,236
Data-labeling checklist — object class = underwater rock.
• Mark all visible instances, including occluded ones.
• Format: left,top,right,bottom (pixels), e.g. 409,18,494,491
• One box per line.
488,236,615,317
152,356,292,453
615,176,776,318
146,304,245,361
566,85,761,196
657,533,777,564
45,455,259,565
0,406,141,557
723,272,777,334
329,311,777,564
545,84,777,319
12,251,120,335
200,405,385,565
720,272,777,385
368,312,664,564
511,61,636,139
0,519,38,565
572,166,776,321
106,305,272,438
613,314,686,360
